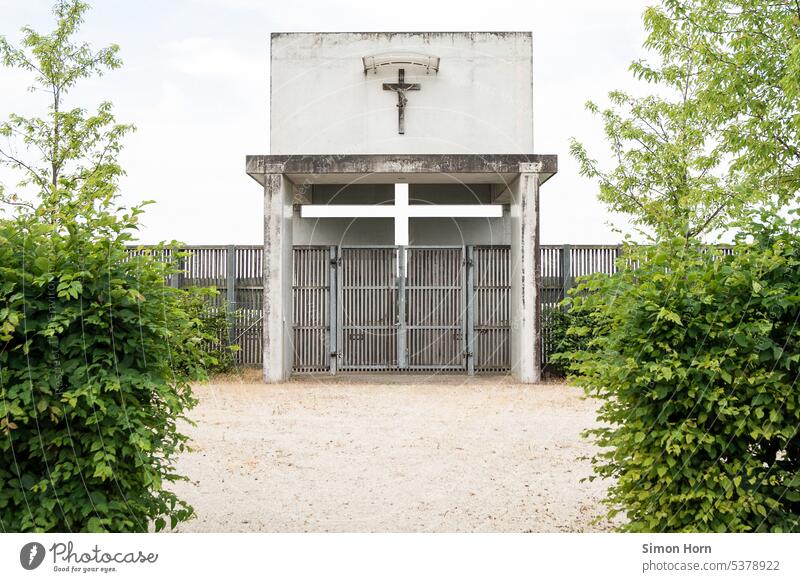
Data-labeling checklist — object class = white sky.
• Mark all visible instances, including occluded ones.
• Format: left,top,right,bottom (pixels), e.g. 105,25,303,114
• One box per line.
0,0,653,245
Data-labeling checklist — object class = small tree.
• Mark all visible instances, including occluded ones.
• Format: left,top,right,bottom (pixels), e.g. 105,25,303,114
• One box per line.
568,2,778,240
641,0,800,203
0,1,207,532
569,90,746,240
565,0,800,532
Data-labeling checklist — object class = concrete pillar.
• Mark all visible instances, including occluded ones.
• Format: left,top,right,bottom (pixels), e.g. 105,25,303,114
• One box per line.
510,166,541,383
263,170,294,382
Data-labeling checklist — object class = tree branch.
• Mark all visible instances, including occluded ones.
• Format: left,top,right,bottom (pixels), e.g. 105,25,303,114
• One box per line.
0,146,48,189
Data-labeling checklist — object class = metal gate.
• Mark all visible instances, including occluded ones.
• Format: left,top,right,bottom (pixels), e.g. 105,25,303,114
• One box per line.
339,247,399,371
292,245,511,373
292,247,332,372
405,247,466,370
471,246,511,371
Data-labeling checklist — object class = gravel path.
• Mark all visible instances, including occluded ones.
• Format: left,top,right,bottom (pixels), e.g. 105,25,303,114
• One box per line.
171,371,613,532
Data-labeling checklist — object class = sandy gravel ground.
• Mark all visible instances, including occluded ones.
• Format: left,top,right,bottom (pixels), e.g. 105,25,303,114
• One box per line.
171,371,613,532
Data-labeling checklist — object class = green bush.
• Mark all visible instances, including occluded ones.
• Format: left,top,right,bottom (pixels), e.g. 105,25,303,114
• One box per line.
0,0,217,533
546,291,606,377
565,217,800,532
178,288,239,375
0,210,209,532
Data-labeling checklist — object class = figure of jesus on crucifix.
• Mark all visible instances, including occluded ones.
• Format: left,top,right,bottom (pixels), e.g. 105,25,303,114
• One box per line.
383,68,420,134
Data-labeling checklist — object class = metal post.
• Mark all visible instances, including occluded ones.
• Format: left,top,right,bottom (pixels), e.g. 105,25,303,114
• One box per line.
226,245,237,347
397,245,407,369
561,243,572,307
169,250,182,288
465,245,475,375
336,246,344,373
329,245,338,375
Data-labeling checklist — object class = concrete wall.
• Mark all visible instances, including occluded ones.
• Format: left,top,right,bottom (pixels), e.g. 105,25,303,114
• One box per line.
270,32,533,155
292,183,511,246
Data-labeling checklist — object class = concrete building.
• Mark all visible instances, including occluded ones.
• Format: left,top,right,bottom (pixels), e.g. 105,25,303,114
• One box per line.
246,32,557,383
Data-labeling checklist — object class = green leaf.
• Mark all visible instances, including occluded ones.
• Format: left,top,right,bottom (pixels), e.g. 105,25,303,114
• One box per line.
34,257,50,272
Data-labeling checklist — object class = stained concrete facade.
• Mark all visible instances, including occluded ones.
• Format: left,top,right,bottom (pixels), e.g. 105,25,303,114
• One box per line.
247,32,556,383
270,32,534,154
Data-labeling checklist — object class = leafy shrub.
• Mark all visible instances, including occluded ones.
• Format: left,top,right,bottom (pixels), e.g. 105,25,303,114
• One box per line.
177,288,239,375
546,291,606,377
0,0,213,532
0,210,208,532
566,217,800,532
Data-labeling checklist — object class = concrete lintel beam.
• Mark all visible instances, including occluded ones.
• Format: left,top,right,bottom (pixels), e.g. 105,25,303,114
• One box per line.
246,161,286,186
519,162,544,173
246,154,557,181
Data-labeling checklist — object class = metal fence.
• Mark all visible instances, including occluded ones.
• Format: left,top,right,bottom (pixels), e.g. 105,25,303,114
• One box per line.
150,244,623,369
163,245,264,366
540,245,621,367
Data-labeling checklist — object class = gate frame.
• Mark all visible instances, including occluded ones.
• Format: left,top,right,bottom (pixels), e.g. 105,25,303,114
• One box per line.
465,245,475,375
294,243,513,375
328,245,338,375
471,245,512,373
337,245,401,372
403,245,467,372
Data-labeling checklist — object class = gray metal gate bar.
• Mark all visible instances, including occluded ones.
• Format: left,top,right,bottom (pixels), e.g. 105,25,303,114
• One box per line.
226,244,236,347
561,243,572,306
336,245,343,373
329,245,338,375
465,245,475,375
397,245,407,369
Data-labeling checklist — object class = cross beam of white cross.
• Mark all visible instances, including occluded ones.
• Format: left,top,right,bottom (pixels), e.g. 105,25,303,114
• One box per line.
299,183,503,245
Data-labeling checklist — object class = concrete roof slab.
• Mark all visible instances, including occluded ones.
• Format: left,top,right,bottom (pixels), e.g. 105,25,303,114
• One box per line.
245,154,557,186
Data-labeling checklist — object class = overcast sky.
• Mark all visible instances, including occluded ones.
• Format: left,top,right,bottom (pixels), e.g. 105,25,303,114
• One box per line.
0,0,653,244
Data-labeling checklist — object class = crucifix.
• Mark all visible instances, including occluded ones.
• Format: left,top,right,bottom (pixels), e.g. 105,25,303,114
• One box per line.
382,69,420,135
300,184,503,246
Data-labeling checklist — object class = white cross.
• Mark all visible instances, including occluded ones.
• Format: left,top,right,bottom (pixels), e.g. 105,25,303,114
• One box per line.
299,183,503,245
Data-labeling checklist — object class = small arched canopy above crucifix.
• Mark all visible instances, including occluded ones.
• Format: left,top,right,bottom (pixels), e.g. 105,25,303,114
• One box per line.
362,52,440,74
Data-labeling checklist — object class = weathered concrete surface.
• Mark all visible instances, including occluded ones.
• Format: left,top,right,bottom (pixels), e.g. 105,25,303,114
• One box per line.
510,169,541,383
270,32,534,155
249,32,556,383
246,153,557,185
262,171,293,382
